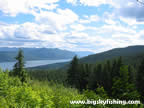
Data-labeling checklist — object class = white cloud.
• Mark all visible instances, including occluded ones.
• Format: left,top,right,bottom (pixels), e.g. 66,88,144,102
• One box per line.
66,0,144,23
66,0,113,7
0,23,18,39
120,17,144,25
1,20,144,52
79,19,91,24
67,0,77,5
71,32,88,38
35,8,79,31
70,24,86,31
1,0,144,52
79,14,100,24
0,0,59,16
103,25,136,34
79,0,108,6
67,22,142,52
0,22,81,50
89,15,100,22
112,0,144,22
105,19,117,25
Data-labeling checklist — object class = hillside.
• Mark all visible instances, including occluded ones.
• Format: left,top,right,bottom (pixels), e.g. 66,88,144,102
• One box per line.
31,45,144,69
80,45,144,64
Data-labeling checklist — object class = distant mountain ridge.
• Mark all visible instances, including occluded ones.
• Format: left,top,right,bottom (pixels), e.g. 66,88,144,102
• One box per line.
30,45,144,69
0,47,93,62
0,48,75,62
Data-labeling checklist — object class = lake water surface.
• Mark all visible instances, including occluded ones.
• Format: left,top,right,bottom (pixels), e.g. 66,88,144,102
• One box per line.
0,59,70,70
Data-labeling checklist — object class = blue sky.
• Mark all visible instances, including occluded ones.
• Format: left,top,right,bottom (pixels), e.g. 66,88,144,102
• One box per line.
0,0,144,53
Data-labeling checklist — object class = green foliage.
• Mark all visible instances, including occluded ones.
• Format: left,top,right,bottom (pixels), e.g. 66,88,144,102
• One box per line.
128,65,136,85
102,61,111,94
67,56,79,87
28,69,67,84
0,66,142,108
0,71,86,108
96,86,108,99
75,64,89,90
51,84,84,108
88,64,103,90
137,58,144,100
83,90,105,108
112,65,140,100
13,49,27,83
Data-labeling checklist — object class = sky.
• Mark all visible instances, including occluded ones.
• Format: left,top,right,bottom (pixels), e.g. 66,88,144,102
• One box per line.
0,0,144,53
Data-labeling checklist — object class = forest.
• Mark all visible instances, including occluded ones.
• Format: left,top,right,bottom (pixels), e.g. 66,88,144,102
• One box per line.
0,49,144,108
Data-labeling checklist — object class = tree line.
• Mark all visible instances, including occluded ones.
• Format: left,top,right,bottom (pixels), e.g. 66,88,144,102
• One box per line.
67,56,144,102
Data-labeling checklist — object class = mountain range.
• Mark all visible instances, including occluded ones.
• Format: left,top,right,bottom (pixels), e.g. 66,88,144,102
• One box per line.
0,47,94,62
30,45,144,69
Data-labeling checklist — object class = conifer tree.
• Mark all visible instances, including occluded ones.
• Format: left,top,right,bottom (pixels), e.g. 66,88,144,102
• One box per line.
116,56,123,76
67,56,79,87
13,49,27,83
137,58,144,100
96,64,103,85
76,64,89,90
106,60,111,90
110,57,123,95
89,64,102,90
103,62,111,93
112,57,123,78
112,65,139,100
128,65,135,84
111,59,117,79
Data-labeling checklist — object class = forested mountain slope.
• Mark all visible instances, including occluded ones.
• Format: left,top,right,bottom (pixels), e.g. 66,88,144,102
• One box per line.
31,45,144,69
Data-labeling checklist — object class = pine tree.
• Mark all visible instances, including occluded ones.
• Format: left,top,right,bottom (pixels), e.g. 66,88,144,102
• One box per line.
110,57,123,95
67,56,79,87
137,58,144,100
112,65,139,100
76,64,89,91
116,56,123,76
111,57,123,79
96,64,103,85
103,62,111,93
128,65,136,84
111,59,117,79
13,49,27,83
89,64,102,90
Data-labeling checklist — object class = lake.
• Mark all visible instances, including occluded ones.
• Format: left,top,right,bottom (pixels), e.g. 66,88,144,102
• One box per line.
0,59,70,70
